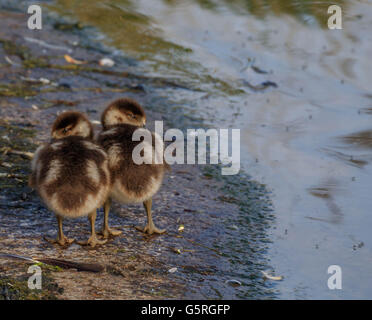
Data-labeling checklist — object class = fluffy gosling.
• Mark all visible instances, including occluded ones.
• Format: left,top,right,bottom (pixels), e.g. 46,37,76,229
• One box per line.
97,98,168,237
29,111,110,247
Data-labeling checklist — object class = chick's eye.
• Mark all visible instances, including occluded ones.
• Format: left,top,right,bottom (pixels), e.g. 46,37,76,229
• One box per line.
62,127,71,134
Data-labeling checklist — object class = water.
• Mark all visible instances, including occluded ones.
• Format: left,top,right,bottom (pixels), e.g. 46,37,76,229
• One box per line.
31,0,372,298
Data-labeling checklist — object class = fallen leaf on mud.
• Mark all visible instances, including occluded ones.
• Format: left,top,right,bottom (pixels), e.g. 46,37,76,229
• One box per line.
64,54,87,65
168,267,178,273
261,271,283,281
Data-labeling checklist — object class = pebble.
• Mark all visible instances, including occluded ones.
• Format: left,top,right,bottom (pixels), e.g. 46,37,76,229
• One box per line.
99,58,115,67
225,279,242,287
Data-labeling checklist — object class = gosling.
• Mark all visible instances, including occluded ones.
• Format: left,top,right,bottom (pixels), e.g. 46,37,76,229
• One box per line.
97,98,168,237
29,111,110,247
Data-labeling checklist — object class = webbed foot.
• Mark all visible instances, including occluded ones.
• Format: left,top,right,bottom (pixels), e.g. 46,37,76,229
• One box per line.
77,234,107,248
136,223,166,235
44,235,75,247
99,227,122,239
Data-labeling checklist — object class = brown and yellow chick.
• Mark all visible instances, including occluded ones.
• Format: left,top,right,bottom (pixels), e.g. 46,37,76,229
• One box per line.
97,98,168,237
29,111,110,247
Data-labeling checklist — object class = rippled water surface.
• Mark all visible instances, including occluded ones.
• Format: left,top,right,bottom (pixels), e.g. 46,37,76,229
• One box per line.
44,0,372,298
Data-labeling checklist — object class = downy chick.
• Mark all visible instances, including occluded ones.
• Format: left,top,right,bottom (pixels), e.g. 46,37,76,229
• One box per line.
97,98,168,237
29,111,110,247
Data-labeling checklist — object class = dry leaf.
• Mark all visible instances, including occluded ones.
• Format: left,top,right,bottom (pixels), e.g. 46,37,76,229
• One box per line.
261,271,283,281
64,54,87,65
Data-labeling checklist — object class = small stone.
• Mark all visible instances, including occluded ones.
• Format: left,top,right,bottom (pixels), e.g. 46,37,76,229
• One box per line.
225,279,241,287
99,58,115,67
39,78,50,84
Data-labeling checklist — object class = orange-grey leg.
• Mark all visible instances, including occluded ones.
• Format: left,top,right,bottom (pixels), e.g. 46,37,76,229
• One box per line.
77,210,107,247
44,215,75,246
136,198,165,235
99,197,122,239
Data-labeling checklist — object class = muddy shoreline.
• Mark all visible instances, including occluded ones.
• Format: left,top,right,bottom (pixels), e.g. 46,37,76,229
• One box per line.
0,7,275,299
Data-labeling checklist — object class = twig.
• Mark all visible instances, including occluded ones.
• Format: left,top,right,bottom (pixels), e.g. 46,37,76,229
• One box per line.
1,147,34,159
0,252,104,273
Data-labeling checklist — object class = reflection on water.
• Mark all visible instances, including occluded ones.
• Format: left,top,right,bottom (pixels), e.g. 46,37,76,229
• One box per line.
322,148,370,168
50,0,347,94
169,0,345,26
50,0,245,96
307,178,343,224
50,0,372,299
342,130,372,149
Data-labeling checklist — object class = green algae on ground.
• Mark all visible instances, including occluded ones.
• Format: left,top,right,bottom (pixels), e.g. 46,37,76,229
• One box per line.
53,21,85,31
0,39,32,61
0,38,48,68
0,269,63,300
0,38,198,93
0,83,39,97
0,276,43,300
